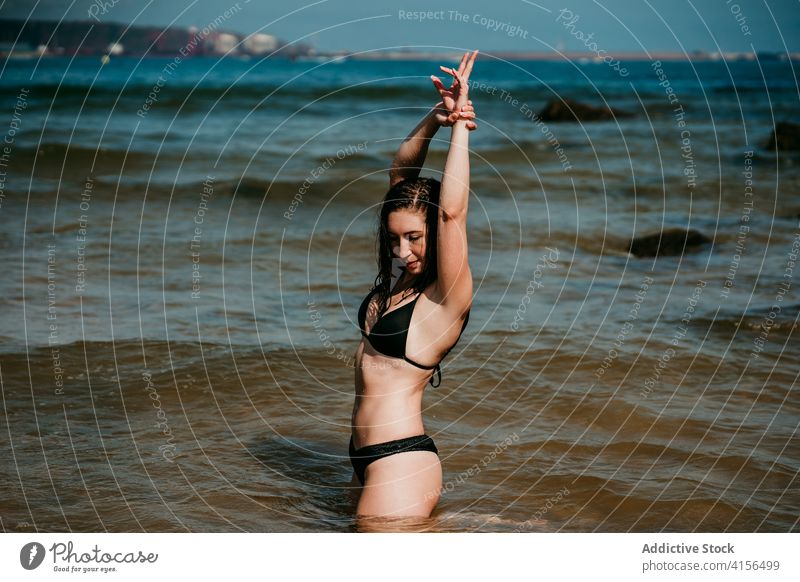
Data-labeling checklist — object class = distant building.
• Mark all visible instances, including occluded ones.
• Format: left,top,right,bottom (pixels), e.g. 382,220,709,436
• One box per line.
106,42,124,55
213,33,239,55
243,33,277,55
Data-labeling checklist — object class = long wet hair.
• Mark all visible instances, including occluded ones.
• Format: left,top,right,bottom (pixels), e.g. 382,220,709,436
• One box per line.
370,177,441,314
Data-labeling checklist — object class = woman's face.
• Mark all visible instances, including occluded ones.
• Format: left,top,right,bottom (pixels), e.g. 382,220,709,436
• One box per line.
387,209,427,276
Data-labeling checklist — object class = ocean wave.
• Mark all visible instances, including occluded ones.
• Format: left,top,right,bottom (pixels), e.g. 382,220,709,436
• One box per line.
1,82,442,110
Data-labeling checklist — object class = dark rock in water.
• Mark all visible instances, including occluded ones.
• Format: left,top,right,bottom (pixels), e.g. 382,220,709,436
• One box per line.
230,178,269,197
628,228,711,257
765,121,800,151
537,98,631,122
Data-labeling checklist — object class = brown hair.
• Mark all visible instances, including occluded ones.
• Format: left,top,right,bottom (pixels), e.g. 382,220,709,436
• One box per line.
370,177,441,314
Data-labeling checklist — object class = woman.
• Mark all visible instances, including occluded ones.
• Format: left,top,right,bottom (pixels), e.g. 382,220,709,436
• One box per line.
349,50,479,519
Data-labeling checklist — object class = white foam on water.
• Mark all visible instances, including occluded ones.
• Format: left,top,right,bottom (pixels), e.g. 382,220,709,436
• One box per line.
433,511,551,532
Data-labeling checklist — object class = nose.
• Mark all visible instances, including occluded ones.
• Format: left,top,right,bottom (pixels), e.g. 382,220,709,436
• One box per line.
394,241,412,260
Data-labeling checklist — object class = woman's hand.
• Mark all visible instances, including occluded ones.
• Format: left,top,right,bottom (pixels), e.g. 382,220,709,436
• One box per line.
434,100,478,130
431,49,478,122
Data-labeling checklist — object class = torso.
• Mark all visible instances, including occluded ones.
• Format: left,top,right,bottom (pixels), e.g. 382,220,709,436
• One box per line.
351,283,469,449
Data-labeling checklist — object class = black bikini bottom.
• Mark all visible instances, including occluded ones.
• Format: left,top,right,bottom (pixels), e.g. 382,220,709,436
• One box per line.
348,434,438,486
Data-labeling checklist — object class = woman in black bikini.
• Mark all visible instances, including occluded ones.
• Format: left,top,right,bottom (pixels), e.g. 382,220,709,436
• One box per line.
349,50,478,519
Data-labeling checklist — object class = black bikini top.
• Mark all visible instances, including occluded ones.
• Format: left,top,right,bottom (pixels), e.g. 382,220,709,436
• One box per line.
358,287,470,387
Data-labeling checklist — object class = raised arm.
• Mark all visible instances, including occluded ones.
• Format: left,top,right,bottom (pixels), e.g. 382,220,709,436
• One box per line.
435,115,472,310
432,50,478,311
389,101,477,189
388,105,441,189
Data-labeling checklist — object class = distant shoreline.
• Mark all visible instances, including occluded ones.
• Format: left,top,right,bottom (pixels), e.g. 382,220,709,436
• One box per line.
3,50,797,62
337,50,799,62
1,17,796,62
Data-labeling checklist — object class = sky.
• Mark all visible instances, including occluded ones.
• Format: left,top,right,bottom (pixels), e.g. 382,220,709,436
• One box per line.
2,0,799,54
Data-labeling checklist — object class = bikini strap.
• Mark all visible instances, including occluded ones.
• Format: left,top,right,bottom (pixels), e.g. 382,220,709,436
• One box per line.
402,356,442,388
429,363,441,388
403,355,437,369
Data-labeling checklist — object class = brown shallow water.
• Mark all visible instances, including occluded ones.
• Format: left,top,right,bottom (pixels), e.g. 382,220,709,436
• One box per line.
0,331,796,532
